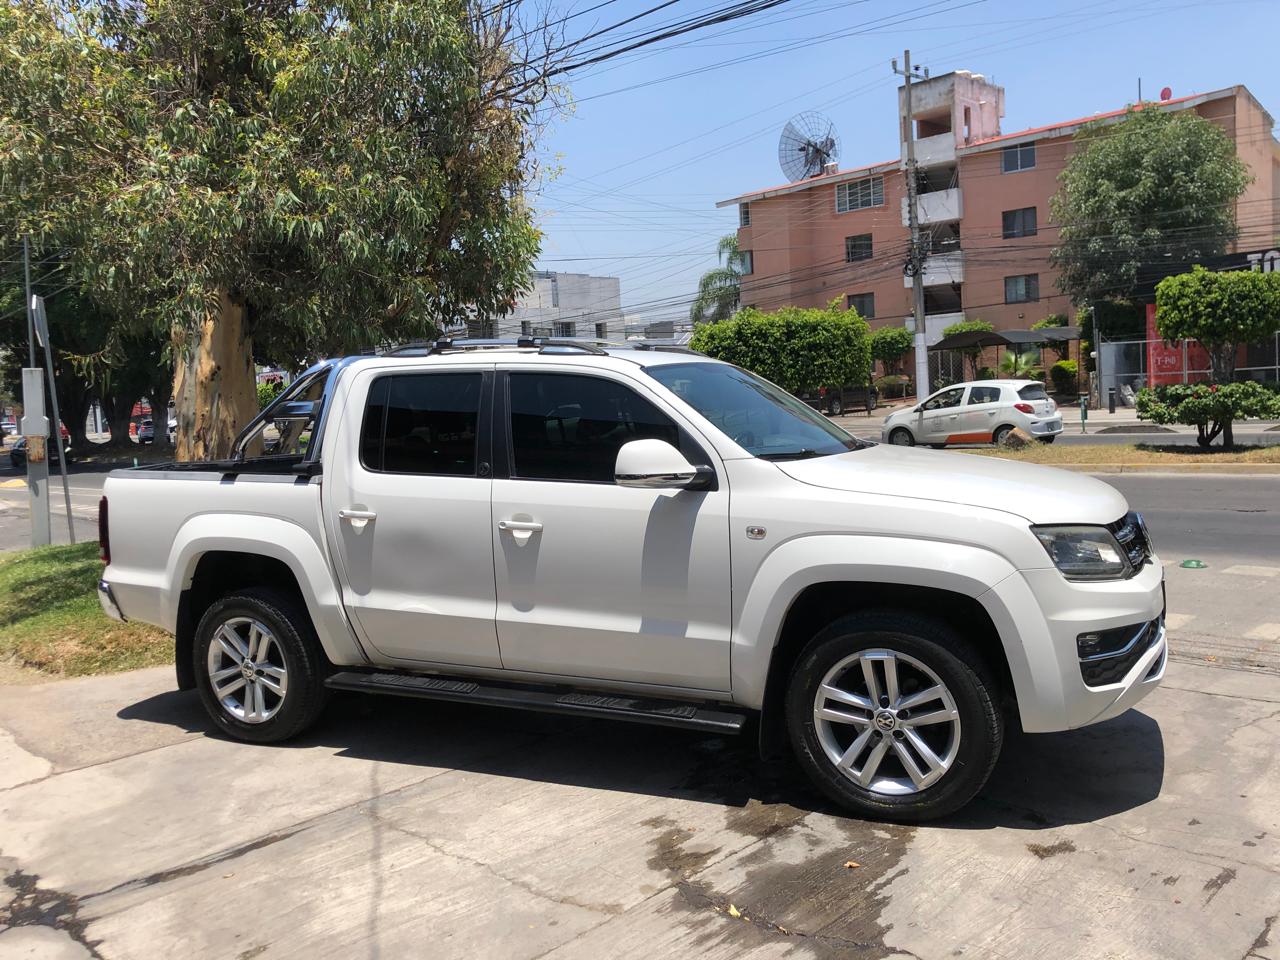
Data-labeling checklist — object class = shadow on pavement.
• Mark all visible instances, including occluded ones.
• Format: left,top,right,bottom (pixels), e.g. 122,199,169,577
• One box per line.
117,689,1163,830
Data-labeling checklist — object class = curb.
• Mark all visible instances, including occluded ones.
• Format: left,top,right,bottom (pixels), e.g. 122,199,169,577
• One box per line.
1052,463,1280,475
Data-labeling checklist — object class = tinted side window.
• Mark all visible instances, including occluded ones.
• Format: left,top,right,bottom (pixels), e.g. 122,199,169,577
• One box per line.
360,373,481,475
509,373,679,483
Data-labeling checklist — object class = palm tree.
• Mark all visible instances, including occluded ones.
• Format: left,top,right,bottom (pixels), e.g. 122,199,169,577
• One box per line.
999,348,1039,379
689,234,747,325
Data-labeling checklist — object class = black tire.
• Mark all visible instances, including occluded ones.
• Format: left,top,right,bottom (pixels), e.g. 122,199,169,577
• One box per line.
1038,435,1057,444
928,443,947,450
992,424,1014,446
193,588,329,744
828,397,844,417
889,427,915,447
785,610,1003,822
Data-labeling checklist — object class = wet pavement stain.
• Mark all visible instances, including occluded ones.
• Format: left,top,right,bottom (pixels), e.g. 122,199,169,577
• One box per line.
1,866,105,960
1026,839,1077,860
1162,876,1180,886
640,816,720,878
1203,866,1236,904
654,803,917,959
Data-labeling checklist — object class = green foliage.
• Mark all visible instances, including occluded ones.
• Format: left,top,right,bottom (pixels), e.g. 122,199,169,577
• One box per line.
690,235,748,325
1137,381,1280,448
1050,359,1079,395
690,300,870,394
1031,314,1069,330
976,366,996,380
0,0,555,364
874,374,914,399
1155,266,1280,380
257,380,285,410
999,350,1038,379
1050,107,1250,303
869,325,914,372
942,318,994,380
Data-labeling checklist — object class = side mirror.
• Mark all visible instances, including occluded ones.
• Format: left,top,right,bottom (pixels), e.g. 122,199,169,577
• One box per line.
912,404,923,413
615,439,712,490
268,400,317,422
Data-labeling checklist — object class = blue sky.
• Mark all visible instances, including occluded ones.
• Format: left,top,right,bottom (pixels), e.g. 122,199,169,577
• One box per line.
530,0,1280,328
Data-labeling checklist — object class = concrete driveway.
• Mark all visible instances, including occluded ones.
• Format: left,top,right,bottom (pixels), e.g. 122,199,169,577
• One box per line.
1,659,1276,960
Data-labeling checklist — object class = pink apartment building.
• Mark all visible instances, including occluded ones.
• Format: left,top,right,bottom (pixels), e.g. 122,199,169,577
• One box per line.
718,71,1280,374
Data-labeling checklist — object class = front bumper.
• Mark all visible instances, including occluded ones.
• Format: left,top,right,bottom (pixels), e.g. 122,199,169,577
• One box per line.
97,579,126,622
981,558,1166,733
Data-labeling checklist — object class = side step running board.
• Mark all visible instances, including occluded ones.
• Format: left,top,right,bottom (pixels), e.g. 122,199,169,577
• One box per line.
325,671,746,734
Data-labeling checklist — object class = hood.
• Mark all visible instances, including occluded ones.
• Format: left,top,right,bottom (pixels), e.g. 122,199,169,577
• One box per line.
777,444,1128,525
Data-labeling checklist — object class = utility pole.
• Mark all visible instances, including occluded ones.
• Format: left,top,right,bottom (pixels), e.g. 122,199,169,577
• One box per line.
892,51,930,404
22,237,51,546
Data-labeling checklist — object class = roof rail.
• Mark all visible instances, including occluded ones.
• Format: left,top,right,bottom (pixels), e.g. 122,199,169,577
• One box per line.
626,342,700,355
386,337,609,357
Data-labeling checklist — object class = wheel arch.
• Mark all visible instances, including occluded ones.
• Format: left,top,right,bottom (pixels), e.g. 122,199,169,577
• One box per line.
167,516,368,689
731,535,1026,759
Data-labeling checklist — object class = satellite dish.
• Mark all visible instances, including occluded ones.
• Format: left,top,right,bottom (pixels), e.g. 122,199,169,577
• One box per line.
1159,86,1172,101
778,111,841,182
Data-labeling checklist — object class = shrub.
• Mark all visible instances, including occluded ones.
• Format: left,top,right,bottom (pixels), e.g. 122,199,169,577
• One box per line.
874,374,913,399
1050,359,1078,395
257,380,285,410
869,325,914,374
691,300,871,394
1136,380,1280,448
977,366,996,380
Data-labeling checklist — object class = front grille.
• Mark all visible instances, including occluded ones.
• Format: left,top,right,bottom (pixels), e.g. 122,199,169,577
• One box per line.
1109,511,1152,572
1079,617,1162,687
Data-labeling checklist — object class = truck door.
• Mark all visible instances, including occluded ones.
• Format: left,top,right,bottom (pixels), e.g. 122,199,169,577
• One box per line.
488,365,732,691
324,364,502,667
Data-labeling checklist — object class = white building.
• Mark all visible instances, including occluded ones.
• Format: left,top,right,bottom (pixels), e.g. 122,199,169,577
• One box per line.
469,271,622,341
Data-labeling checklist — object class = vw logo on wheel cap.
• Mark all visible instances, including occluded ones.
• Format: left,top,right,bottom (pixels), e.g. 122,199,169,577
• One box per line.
874,710,896,731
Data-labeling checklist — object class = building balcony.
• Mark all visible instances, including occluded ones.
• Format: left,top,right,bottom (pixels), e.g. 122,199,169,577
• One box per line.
900,187,962,227
901,132,956,168
903,250,964,288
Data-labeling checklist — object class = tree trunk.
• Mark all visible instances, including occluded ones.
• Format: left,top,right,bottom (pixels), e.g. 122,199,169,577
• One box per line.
172,291,257,462
1222,419,1234,450
100,390,139,451
1210,344,1235,383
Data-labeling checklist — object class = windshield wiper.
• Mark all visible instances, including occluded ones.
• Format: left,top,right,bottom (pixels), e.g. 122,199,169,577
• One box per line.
758,449,825,461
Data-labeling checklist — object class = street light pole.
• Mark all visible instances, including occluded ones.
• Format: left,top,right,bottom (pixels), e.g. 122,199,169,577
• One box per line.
893,51,930,404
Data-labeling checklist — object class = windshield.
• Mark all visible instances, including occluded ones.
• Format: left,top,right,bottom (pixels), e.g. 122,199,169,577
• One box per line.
646,361,865,460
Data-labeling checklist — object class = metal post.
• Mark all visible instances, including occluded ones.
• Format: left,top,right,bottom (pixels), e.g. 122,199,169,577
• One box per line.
33,296,75,543
23,236,36,368
894,51,930,403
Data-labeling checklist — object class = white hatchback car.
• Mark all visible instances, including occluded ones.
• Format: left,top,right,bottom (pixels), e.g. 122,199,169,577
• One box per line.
881,379,1062,448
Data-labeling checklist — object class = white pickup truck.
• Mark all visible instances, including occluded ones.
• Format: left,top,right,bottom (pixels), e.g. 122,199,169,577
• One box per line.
98,339,1166,820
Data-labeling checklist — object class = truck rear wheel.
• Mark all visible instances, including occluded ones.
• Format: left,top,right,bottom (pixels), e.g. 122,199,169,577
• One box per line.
193,588,328,744
785,611,1003,822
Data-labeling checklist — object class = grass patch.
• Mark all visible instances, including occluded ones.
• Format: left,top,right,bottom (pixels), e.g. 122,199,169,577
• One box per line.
960,443,1280,465
0,543,170,678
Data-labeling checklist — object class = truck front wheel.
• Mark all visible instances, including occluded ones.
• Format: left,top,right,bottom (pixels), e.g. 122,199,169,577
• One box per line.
785,611,1003,822
193,588,329,744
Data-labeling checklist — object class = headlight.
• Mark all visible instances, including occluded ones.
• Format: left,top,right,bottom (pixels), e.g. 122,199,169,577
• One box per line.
1031,525,1133,581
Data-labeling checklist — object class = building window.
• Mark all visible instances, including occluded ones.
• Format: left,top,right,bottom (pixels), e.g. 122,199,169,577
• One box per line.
844,234,873,263
739,250,753,275
835,175,884,213
1004,274,1040,304
846,292,875,319
553,320,577,337
595,322,607,339
1001,143,1036,173
520,321,532,336
739,202,751,227
1002,207,1037,239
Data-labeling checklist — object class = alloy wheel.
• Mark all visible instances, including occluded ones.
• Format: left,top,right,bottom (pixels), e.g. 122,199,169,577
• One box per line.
206,617,289,724
812,649,961,795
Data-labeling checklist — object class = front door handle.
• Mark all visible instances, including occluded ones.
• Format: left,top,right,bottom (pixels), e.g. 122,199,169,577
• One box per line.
498,520,543,533
338,508,377,531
